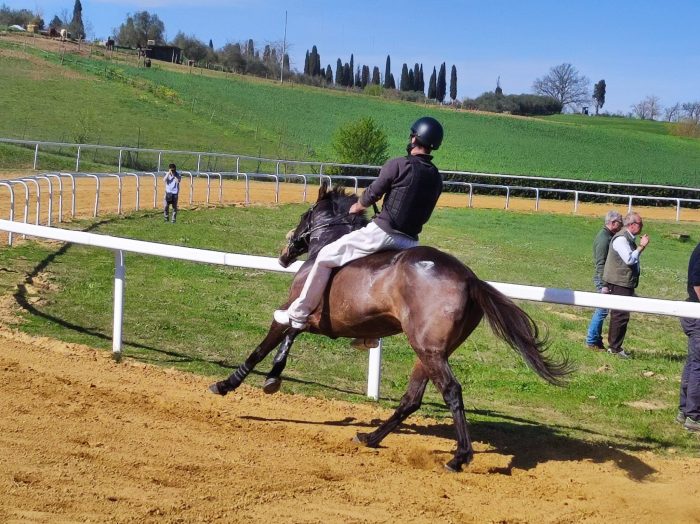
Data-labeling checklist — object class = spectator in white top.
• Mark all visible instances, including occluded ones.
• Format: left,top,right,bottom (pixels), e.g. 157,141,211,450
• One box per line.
602,211,650,358
163,163,181,223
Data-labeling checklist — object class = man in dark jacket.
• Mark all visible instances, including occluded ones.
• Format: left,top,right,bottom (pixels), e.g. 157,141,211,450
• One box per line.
585,210,623,350
274,117,444,329
602,211,650,358
678,242,700,432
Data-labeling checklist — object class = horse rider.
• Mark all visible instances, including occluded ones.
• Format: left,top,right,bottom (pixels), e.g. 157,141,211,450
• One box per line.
274,116,444,330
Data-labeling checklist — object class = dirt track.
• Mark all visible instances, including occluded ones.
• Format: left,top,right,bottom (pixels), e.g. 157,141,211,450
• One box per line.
1,173,700,522
1,326,699,523
1,172,699,233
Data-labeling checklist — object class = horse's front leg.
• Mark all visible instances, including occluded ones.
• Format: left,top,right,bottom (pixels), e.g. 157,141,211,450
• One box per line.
262,330,299,394
209,324,293,396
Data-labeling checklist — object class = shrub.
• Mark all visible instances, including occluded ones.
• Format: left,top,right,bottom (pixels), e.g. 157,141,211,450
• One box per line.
330,116,389,172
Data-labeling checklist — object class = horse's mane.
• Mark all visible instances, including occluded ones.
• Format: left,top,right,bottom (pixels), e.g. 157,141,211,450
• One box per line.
327,185,369,227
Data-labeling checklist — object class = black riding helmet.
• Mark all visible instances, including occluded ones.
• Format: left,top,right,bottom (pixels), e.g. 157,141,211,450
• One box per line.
410,116,444,150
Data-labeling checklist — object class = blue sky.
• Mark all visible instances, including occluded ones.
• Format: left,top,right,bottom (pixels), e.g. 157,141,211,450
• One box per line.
7,0,700,114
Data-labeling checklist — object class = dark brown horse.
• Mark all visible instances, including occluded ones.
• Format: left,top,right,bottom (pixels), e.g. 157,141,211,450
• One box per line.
209,182,569,471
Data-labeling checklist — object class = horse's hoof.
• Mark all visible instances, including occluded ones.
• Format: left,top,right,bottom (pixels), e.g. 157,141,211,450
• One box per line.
208,382,226,396
444,462,461,473
262,377,282,395
353,432,375,447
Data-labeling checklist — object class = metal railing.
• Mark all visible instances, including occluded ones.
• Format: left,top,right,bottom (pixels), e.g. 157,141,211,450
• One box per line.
2,170,700,246
3,136,700,197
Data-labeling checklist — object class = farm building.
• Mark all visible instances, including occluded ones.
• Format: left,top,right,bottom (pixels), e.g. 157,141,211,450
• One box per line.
145,45,182,64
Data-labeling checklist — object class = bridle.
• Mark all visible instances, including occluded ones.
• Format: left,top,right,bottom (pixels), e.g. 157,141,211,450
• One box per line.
286,203,362,253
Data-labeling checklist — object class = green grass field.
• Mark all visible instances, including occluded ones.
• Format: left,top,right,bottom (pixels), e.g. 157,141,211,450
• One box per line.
0,204,698,455
2,37,700,185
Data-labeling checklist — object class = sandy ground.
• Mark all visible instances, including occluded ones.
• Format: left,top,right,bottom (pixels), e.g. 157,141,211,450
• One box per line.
1,172,700,522
1,324,700,523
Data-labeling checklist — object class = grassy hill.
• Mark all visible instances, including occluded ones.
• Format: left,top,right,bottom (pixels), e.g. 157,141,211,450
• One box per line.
1,36,700,186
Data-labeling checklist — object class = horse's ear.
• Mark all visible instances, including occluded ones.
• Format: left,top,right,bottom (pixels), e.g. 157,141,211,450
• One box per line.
317,180,329,201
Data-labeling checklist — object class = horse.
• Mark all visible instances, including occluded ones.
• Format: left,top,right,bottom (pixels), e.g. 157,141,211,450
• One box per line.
209,182,570,471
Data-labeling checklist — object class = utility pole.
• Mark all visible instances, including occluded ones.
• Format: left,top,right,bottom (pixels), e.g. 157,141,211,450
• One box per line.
280,10,287,83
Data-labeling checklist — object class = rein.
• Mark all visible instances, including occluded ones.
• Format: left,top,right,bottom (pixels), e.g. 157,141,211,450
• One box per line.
288,209,361,251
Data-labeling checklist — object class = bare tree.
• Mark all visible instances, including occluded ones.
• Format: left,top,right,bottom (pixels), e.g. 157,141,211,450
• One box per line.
664,103,681,122
532,63,590,111
681,101,700,123
631,95,662,120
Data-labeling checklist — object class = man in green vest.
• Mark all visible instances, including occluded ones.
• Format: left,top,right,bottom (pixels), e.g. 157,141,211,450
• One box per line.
585,210,623,350
602,211,650,358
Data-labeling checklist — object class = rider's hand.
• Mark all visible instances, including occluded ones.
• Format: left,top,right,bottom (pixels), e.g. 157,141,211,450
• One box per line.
639,234,650,248
349,202,366,214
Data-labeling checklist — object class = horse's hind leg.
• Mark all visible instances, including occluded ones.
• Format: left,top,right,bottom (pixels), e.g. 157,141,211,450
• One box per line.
354,361,429,447
426,357,473,472
209,325,296,396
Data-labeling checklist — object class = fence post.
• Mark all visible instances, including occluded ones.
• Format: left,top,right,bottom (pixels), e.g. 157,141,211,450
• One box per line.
118,150,123,173
76,146,81,171
33,143,39,170
367,339,383,400
112,249,126,362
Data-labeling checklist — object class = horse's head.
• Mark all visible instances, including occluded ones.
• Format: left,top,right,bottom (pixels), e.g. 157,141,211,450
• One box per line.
278,181,368,267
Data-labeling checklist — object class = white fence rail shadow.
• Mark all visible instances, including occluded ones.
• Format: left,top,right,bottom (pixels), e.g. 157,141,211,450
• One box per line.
2,219,700,400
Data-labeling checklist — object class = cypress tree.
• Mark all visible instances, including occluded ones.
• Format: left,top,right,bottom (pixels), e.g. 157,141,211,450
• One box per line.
388,73,396,90
428,67,437,99
326,64,333,84
449,64,457,103
208,39,213,50
408,69,415,91
304,50,310,75
413,63,420,91
349,54,354,87
436,62,446,103
418,64,424,93
343,63,351,87
311,45,321,76
384,55,391,89
69,0,84,39
593,79,606,115
371,66,380,85
361,65,370,87
336,58,343,85
400,63,409,91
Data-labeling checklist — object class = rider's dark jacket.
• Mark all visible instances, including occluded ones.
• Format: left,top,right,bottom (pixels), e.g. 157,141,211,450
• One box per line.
359,153,442,240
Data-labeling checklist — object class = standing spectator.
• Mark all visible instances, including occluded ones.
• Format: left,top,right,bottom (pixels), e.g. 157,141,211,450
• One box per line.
163,163,181,223
602,211,650,358
678,242,700,432
585,210,623,350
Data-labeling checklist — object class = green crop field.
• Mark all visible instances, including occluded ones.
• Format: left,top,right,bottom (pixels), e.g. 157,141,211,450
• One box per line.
0,204,698,454
2,36,700,186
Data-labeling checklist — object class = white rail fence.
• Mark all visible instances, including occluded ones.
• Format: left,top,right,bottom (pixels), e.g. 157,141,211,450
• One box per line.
2,171,700,248
2,219,700,400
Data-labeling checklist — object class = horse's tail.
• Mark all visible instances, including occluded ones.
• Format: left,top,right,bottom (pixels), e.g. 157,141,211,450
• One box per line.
469,278,571,385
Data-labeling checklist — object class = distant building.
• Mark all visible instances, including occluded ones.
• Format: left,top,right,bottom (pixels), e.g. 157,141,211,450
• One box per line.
145,45,182,64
